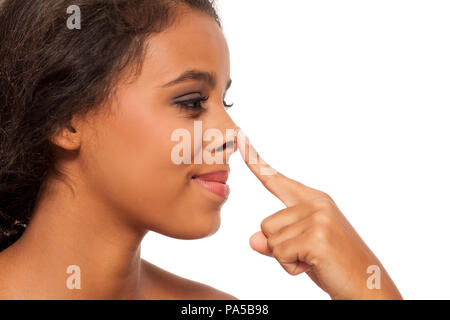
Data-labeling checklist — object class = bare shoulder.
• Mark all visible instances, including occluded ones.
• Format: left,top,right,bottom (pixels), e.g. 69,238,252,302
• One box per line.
140,259,238,300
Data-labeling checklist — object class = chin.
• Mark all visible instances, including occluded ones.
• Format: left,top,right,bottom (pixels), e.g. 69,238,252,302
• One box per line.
180,210,222,239
144,207,223,240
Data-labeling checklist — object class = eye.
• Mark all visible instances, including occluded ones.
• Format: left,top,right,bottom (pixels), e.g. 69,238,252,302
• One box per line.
173,93,208,115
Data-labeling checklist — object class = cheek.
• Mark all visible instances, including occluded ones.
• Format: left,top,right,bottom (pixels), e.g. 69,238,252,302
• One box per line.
82,102,222,239
85,104,190,219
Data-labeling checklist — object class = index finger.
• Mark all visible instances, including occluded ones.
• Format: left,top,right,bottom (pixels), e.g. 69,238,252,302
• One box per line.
236,129,309,207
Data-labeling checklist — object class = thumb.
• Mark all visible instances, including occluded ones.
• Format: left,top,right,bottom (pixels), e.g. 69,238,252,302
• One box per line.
249,231,313,276
249,231,272,257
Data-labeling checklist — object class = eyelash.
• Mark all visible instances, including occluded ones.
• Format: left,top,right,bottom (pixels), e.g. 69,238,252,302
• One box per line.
175,96,234,114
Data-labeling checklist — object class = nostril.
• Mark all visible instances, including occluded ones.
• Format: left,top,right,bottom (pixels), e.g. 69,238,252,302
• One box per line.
221,140,234,153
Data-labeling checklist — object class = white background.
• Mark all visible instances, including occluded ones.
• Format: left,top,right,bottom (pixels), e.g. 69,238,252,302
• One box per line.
142,0,450,299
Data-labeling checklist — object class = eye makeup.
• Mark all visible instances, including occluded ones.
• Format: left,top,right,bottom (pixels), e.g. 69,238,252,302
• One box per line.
173,92,208,118
172,91,234,118
223,100,233,110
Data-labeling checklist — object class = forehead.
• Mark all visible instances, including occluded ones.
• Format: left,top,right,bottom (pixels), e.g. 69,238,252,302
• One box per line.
141,8,230,88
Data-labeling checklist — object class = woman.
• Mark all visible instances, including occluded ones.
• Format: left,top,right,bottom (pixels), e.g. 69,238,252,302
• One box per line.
0,0,402,299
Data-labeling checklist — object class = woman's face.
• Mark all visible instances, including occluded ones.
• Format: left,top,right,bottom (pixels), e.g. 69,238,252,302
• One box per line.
73,8,238,239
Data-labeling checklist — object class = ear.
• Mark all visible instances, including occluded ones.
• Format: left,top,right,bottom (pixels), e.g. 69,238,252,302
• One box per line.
49,123,81,151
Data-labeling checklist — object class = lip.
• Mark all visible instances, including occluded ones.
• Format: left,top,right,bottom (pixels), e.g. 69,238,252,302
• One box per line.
192,170,229,183
192,170,230,199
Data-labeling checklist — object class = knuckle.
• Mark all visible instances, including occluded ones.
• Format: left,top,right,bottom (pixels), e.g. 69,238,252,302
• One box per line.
260,218,271,234
295,236,322,266
272,242,287,260
271,245,280,259
266,235,276,251
310,225,330,245
318,191,332,201
312,210,334,226
311,197,334,210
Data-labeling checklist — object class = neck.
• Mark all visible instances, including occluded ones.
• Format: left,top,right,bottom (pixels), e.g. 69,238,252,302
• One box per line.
3,174,147,299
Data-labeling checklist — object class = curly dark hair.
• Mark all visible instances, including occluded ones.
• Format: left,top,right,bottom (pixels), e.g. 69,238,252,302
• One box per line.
0,0,221,251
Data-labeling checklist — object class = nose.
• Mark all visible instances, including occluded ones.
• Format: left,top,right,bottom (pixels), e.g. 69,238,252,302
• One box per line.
203,110,239,164
212,134,237,157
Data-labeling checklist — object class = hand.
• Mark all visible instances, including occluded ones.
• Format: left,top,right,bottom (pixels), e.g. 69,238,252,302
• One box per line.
237,131,402,300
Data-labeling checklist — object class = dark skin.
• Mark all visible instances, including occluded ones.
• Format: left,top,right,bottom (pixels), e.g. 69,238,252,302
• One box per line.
0,7,237,300
0,7,401,299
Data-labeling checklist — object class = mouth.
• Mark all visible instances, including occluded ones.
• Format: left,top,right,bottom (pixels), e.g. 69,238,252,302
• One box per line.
191,170,230,200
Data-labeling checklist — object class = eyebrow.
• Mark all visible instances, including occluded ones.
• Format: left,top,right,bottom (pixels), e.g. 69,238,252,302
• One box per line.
162,69,232,91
